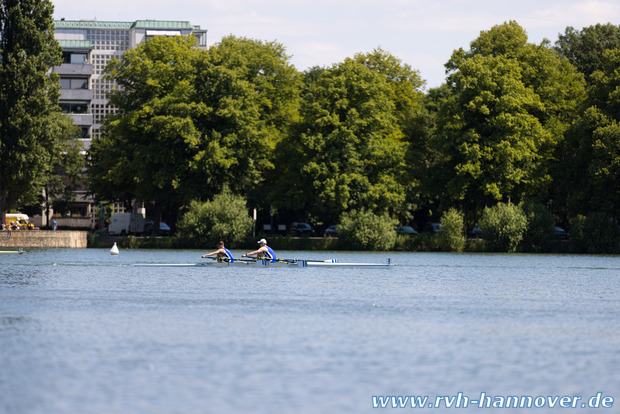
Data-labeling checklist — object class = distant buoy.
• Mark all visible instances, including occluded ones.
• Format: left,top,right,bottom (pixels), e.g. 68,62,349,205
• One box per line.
110,242,119,255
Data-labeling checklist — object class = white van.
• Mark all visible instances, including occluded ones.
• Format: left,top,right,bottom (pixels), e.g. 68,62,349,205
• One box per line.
108,212,145,236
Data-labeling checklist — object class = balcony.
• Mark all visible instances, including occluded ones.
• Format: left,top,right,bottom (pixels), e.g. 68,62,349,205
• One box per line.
55,63,94,76
66,113,93,125
60,89,93,101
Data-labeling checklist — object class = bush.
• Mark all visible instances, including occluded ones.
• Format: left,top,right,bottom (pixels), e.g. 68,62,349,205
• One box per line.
479,203,527,253
177,190,253,248
437,208,466,252
338,209,397,251
571,213,619,254
520,202,555,253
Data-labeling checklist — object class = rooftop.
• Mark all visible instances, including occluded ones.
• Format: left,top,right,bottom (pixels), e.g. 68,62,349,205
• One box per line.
58,39,93,49
54,20,201,30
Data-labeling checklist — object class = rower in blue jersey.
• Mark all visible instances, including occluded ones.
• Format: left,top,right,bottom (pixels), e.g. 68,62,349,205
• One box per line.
242,238,277,262
202,241,235,262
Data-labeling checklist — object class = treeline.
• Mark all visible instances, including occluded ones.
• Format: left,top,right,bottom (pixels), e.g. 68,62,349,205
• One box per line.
86,21,620,252
3,4,617,252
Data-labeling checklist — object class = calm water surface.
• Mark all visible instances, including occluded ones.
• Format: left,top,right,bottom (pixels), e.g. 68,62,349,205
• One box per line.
1,249,619,413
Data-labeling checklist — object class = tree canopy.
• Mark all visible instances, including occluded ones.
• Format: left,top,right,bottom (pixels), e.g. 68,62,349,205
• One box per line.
555,23,620,84
2,13,613,248
88,35,300,223
431,21,586,220
269,50,424,224
0,0,77,222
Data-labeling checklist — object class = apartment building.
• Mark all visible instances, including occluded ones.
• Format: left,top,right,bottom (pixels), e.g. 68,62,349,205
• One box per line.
54,19,207,148
46,19,207,228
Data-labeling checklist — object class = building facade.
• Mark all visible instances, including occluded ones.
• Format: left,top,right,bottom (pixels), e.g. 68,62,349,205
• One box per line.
54,19,207,148
46,20,207,228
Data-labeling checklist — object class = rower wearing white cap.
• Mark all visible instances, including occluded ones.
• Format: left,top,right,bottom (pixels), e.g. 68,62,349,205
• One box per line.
242,238,277,262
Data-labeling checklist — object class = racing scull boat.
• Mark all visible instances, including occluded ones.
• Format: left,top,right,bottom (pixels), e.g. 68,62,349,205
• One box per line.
136,257,392,268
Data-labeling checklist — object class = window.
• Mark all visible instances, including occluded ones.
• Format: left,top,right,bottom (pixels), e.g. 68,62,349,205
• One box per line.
62,52,88,64
78,126,91,138
60,78,88,89
60,102,89,114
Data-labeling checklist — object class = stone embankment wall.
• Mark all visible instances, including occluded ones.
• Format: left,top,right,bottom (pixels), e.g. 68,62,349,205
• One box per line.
0,231,88,248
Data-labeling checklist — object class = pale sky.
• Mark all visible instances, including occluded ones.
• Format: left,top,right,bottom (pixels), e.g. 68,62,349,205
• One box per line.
52,0,620,88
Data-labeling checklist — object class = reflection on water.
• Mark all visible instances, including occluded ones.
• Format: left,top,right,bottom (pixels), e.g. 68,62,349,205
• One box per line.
1,249,619,413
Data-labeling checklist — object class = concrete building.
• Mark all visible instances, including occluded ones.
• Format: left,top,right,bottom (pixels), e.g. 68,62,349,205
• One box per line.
44,20,207,229
54,19,207,148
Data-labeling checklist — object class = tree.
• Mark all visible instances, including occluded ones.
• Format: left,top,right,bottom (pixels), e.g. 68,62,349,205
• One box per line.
433,21,586,221
555,24,620,84
337,209,397,251
89,35,300,227
271,54,416,224
437,208,466,252
89,36,206,227
555,48,620,219
193,36,301,205
177,190,253,248
354,48,428,223
479,202,527,253
0,0,72,222
520,202,555,253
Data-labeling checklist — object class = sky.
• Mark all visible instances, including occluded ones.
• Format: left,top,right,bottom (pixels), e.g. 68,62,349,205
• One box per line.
52,0,620,88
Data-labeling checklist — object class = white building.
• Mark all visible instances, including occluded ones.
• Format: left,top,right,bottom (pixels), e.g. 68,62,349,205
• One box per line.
54,19,207,148
47,20,207,227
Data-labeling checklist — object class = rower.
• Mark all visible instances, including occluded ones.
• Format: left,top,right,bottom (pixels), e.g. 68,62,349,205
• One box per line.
242,238,276,262
202,241,235,262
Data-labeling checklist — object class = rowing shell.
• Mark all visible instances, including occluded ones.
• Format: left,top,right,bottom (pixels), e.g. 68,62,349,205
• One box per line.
0,248,24,254
136,258,392,268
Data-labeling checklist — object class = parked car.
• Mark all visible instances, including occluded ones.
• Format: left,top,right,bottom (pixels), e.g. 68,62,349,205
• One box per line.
324,225,338,237
554,226,569,240
471,224,483,238
289,222,314,236
143,221,171,236
396,226,417,237
426,222,442,233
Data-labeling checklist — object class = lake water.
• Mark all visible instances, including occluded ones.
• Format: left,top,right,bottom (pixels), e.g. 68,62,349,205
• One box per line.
1,249,618,413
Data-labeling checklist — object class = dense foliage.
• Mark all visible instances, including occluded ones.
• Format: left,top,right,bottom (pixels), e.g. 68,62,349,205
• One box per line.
89,35,300,224
269,51,422,225
520,202,555,253
479,202,528,253
337,209,397,251
177,190,253,248
4,16,619,252
431,21,586,222
437,208,466,252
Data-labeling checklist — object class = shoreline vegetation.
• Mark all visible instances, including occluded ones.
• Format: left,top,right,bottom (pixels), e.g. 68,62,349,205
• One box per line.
88,233,586,255
3,12,619,255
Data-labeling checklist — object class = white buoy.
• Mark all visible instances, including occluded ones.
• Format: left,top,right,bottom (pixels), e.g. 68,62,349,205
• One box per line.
110,242,119,255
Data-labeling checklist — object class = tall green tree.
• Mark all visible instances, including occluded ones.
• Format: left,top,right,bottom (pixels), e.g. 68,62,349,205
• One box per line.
354,48,428,222
89,36,206,225
555,48,620,218
271,55,414,224
192,36,301,203
0,0,70,222
433,21,585,221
